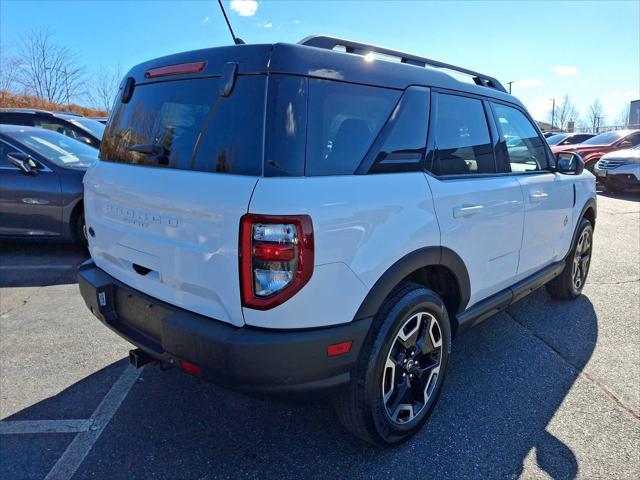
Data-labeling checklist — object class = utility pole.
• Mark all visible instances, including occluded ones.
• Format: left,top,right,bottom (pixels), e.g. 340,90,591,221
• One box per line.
550,98,556,130
507,81,514,94
595,116,604,133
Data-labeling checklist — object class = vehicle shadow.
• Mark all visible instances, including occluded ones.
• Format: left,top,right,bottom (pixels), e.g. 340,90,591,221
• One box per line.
0,242,88,288
1,290,598,480
595,188,640,201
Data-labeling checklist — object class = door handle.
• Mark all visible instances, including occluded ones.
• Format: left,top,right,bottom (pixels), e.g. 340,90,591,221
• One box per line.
453,204,483,218
529,192,549,202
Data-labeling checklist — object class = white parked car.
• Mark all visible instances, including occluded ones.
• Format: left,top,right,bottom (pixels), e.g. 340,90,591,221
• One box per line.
594,145,640,192
78,36,597,445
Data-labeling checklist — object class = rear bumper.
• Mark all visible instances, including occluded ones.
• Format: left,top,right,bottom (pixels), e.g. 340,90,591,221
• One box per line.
78,260,371,394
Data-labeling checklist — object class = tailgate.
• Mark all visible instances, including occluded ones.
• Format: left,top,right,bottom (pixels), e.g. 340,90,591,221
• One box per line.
85,56,268,327
84,162,257,327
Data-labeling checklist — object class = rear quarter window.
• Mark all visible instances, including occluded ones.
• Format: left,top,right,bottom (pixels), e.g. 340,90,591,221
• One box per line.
305,79,401,176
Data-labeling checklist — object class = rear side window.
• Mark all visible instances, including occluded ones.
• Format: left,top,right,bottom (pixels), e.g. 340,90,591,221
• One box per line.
493,103,549,172
305,79,401,176
101,76,265,175
431,94,495,175
367,86,430,174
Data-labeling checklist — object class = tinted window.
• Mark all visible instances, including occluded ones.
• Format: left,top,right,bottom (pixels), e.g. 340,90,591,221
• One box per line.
431,94,495,175
0,113,32,126
493,103,549,172
33,118,84,140
627,133,640,146
65,117,106,140
368,86,429,173
582,131,625,145
546,134,569,145
101,76,265,175
306,79,401,176
264,75,308,177
572,134,594,144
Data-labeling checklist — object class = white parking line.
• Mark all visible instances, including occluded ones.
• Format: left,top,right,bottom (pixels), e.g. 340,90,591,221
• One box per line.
44,365,143,480
0,419,93,435
0,265,77,270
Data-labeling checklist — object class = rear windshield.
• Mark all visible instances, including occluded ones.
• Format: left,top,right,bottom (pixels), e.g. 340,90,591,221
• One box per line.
100,76,265,175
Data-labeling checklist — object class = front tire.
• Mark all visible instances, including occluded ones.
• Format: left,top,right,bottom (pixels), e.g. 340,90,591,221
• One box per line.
545,218,593,300
74,210,87,245
334,283,451,445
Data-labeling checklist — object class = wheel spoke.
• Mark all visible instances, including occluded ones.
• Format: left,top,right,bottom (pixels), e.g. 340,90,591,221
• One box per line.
388,380,412,422
382,311,444,425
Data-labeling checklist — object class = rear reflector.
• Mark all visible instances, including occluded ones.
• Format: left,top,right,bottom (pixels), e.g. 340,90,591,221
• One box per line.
179,360,201,376
327,341,353,357
145,61,207,79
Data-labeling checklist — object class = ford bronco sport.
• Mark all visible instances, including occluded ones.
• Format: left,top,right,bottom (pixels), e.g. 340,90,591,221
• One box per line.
78,36,597,445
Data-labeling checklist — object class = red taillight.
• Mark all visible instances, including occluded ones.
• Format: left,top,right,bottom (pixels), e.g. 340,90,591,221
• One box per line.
240,214,314,310
144,61,207,79
179,360,201,376
327,341,353,357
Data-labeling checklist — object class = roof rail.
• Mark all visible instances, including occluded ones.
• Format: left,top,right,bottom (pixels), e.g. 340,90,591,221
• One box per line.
298,35,507,93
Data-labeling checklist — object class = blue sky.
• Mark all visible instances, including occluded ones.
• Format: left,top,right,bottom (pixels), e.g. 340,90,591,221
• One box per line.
1,0,638,123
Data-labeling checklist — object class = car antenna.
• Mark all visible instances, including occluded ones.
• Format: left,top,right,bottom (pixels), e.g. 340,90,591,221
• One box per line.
217,0,246,45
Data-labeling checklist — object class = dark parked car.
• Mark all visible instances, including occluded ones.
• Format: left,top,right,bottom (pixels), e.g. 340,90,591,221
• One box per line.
546,132,596,146
542,131,562,138
0,125,98,242
0,109,105,148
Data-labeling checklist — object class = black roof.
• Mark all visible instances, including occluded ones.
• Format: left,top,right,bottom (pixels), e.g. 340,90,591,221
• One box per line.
125,36,523,108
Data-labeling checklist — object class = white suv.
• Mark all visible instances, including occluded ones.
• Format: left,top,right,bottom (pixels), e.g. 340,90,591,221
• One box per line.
78,36,597,445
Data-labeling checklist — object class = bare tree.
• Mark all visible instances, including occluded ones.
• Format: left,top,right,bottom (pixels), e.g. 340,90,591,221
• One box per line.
550,94,577,131
585,99,605,133
614,103,630,127
86,64,123,112
15,28,85,105
0,52,22,101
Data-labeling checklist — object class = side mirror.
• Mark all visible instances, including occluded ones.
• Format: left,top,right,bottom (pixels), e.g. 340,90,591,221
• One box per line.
618,140,632,149
77,136,92,145
7,153,38,175
555,152,584,175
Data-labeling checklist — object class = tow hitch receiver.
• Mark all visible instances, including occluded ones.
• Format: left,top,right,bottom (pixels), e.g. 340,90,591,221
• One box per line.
129,349,156,369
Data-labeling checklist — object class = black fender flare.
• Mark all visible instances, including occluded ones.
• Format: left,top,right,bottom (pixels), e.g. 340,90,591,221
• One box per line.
353,246,471,320
570,197,597,250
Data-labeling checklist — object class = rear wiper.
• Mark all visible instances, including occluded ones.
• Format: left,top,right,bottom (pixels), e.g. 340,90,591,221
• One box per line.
129,144,164,155
129,144,169,165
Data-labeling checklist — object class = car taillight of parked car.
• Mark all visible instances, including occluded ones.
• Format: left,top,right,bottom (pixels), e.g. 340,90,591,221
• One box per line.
240,214,314,309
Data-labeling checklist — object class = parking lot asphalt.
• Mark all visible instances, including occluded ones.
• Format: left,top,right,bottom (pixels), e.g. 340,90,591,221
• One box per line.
1,190,638,480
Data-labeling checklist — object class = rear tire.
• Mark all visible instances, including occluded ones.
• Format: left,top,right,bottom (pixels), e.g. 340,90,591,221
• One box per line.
545,218,593,300
334,283,451,445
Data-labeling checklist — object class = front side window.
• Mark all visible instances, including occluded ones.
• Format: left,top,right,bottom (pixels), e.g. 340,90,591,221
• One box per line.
431,94,495,175
493,103,549,172
305,79,401,176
